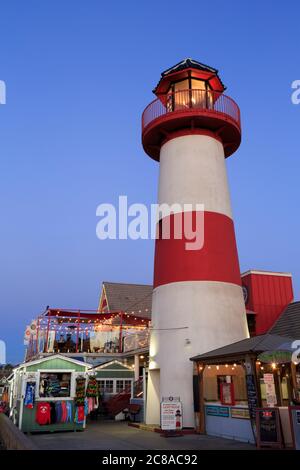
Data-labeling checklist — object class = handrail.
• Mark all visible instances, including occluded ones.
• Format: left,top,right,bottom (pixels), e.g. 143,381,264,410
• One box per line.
142,89,240,131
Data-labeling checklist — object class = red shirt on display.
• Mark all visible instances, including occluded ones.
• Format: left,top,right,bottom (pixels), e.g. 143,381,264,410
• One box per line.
36,402,51,425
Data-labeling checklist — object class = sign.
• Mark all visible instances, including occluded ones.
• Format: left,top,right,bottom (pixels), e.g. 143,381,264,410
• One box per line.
289,406,300,450
231,407,250,419
256,408,283,448
263,373,277,407
265,383,277,407
220,383,235,406
263,373,274,384
161,397,182,431
246,374,258,420
205,405,229,417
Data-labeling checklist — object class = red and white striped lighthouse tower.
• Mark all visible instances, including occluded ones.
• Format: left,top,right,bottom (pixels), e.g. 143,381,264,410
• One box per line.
141,59,249,427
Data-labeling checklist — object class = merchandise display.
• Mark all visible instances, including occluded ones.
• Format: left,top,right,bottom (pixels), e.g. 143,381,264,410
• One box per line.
24,382,36,409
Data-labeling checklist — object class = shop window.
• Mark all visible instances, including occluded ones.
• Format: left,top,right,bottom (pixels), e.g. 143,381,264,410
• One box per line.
217,375,232,400
39,372,71,398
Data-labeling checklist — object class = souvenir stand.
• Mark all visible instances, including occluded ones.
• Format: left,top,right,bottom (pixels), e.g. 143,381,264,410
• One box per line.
10,354,92,433
191,333,300,447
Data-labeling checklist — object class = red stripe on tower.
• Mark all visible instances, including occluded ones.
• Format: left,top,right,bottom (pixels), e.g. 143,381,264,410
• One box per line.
153,211,241,288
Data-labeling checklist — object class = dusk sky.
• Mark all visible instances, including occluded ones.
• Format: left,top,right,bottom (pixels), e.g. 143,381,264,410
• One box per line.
1,1,300,364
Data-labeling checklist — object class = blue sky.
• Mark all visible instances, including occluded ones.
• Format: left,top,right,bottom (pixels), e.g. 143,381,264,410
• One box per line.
1,1,300,363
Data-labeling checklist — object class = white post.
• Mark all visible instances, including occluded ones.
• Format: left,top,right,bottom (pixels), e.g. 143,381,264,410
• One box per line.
143,367,147,423
134,354,140,382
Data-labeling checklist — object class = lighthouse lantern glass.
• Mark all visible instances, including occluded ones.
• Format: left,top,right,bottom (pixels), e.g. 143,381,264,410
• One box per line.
166,78,211,112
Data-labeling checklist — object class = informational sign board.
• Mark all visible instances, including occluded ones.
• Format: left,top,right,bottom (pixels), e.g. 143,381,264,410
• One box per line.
231,407,250,419
263,373,274,384
205,405,229,417
256,408,283,449
220,383,235,406
246,374,258,420
289,406,300,450
263,373,277,407
161,397,182,431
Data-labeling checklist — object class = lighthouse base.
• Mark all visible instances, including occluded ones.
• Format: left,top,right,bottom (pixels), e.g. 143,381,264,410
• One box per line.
146,280,249,428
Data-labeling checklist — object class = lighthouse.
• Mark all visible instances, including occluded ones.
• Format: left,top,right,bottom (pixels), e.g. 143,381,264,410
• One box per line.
141,59,249,428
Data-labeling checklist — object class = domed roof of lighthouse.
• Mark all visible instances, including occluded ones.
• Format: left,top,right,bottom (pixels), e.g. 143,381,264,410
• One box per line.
153,58,226,96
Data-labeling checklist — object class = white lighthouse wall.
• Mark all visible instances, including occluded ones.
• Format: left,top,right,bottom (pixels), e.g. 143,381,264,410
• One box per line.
158,134,233,218
146,132,249,427
145,369,160,425
147,281,249,427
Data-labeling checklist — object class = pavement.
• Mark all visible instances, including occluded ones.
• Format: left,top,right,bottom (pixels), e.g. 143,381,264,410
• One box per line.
29,420,255,450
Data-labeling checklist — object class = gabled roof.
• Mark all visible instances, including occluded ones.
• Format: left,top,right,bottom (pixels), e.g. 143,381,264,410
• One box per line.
92,360,133,371
18,354,92,370
101,282,152,319
190,334,293,363
269,301,300,338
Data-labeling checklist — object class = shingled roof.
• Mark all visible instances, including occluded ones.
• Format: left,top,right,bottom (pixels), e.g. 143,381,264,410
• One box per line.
102,282,152,319
161,58,218,77
269,301,300,338
190,333,294,363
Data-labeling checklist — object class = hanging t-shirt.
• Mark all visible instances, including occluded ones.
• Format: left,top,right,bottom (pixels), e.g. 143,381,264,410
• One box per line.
55,401,63,423
75,405,85,424
50,402,56,424
66,401,73,423
36,402,51,425
61,401,67,423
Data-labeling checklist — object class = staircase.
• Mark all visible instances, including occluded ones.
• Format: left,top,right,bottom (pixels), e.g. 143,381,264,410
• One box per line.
104,378,143,417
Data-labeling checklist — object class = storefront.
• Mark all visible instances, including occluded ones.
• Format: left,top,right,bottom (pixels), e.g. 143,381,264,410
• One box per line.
9,355,99,433
191,333,300,446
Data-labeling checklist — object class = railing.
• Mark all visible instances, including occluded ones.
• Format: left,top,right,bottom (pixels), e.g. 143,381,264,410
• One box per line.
142,89,240,131
105,378,143,416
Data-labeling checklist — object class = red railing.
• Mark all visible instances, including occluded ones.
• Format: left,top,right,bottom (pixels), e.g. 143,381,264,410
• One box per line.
105,378,143,416
142,89,240,131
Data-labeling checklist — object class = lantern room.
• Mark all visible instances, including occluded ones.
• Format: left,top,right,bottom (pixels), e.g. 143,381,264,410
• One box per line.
142,58,241,160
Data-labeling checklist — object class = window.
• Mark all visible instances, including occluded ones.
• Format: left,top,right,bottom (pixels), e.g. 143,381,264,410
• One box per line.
191,79,206,90
39,372,71,398
116,380,132,394
217,375,232,400
98,380,114,394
